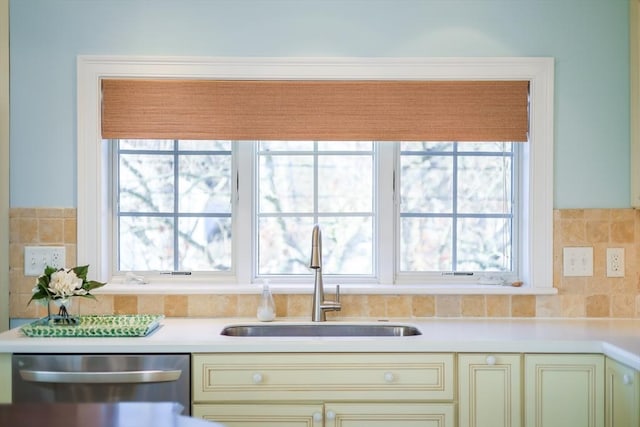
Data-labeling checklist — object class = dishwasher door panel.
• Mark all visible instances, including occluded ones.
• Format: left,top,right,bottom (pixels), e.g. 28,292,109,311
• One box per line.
12,354,190,414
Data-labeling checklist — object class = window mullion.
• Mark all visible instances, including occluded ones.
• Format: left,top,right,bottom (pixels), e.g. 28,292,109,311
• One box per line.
451,142,459,271
236,142,253,284
313,141,319,224
172,140,180,271
378,142,395,284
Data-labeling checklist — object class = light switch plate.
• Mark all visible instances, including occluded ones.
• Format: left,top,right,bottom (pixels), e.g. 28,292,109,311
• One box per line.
563,247,593,277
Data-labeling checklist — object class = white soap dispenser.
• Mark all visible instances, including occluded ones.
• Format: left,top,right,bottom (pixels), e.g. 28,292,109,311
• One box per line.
257,279,276,322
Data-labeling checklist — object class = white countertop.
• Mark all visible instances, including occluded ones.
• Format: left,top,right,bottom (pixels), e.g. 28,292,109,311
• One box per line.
1,318,640,370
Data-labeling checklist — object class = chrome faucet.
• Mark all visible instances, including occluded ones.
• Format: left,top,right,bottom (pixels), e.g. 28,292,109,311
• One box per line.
310,224,341,321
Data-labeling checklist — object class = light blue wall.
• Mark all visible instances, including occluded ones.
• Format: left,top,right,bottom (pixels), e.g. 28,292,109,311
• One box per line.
9,0,630,208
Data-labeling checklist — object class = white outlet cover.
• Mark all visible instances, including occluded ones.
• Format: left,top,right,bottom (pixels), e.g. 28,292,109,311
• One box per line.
563,247,593,277
606,247,625,278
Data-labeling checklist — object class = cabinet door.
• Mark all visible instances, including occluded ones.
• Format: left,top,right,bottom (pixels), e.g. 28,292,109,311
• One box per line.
605,358,640,427
324,403,455,427
458,353,521,427
0,354,10,403
524,354,604,427
193,403,323,427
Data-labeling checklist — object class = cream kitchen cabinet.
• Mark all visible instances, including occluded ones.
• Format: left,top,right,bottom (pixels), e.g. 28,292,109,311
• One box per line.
605,357,640,427
0,353,9,403
458,353,521,427
192,352,455,427
524,354,604,427
194,402,455,427
193,403,322,427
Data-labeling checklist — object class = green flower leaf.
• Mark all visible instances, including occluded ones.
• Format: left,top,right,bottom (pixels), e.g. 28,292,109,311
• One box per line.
43,265,58,276
72,265,89,280
83,280,106,292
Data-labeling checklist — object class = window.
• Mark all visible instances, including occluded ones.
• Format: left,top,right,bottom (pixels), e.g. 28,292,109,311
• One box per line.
79,56,554,294
256,141,374,277
114,139,233,272
398,142,517,279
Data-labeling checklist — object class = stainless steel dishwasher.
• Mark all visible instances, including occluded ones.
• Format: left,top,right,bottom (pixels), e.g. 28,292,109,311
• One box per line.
12,354,191,415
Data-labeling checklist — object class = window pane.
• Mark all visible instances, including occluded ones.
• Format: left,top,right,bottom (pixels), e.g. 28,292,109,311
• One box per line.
319,216,373,275
458,142,512,153
259,141,313,151
400,155,453,213
119,154,174,212
401,141,453,152
257,216,373,275
457,217,511,272
259,155,314,213
458,155,512,213
179,140,232,151
178,217,232,271
400,217,452,271
318,155,372,213
119,139,174,151
178,155,231,214
258,216,315,275
119,216,174,271
317,141,372,151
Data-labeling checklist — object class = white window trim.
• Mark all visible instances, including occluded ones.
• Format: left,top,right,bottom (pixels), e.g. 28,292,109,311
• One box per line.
77,55,555,295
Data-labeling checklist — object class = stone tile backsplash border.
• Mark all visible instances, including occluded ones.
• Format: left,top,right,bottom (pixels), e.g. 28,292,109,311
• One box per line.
8,208,640,319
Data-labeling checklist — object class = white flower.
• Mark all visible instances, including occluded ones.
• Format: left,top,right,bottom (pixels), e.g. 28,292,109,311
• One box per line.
48,269,83,298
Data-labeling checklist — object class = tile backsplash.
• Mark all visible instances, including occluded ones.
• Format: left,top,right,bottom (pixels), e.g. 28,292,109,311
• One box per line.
8,208,640,319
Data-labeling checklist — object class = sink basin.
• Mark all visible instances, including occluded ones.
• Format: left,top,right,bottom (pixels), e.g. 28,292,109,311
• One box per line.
220,324,422,337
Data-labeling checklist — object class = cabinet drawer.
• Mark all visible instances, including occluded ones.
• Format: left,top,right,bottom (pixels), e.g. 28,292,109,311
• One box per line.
193,353,454,402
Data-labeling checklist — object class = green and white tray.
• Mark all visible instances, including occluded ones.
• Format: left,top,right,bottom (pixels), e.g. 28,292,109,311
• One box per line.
21,314,164,337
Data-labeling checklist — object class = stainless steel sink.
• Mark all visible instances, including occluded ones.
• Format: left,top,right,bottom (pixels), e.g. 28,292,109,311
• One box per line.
220,323,421,337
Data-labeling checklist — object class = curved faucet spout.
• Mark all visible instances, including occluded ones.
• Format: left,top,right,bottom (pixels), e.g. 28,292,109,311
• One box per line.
310,224,322,269
310,224,341,322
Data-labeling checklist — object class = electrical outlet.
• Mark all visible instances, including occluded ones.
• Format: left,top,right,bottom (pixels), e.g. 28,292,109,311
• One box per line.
606,247,625,278
24,246,66,276
49,247,65,269
563,247,593,277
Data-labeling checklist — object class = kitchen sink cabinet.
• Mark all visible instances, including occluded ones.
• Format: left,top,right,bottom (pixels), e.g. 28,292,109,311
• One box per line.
524,354,605,427
458,353,521,427
192,351,614,427
605,357,640,427
192,352,455,427
194,402,455,427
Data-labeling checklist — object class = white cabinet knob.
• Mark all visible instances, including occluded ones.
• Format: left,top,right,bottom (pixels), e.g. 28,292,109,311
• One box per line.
326,410,336,420
252,373,263,384
384,372,395,383
623,374,633,385
486,355,497,365
312,412,323,422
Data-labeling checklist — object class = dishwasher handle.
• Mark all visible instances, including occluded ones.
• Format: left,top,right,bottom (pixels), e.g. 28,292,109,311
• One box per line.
19,369,182,384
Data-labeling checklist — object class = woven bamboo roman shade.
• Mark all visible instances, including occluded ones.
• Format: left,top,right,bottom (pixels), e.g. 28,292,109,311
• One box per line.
101,79,529,142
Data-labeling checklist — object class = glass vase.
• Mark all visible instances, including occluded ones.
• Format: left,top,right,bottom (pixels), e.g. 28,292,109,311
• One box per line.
48,298,80,325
